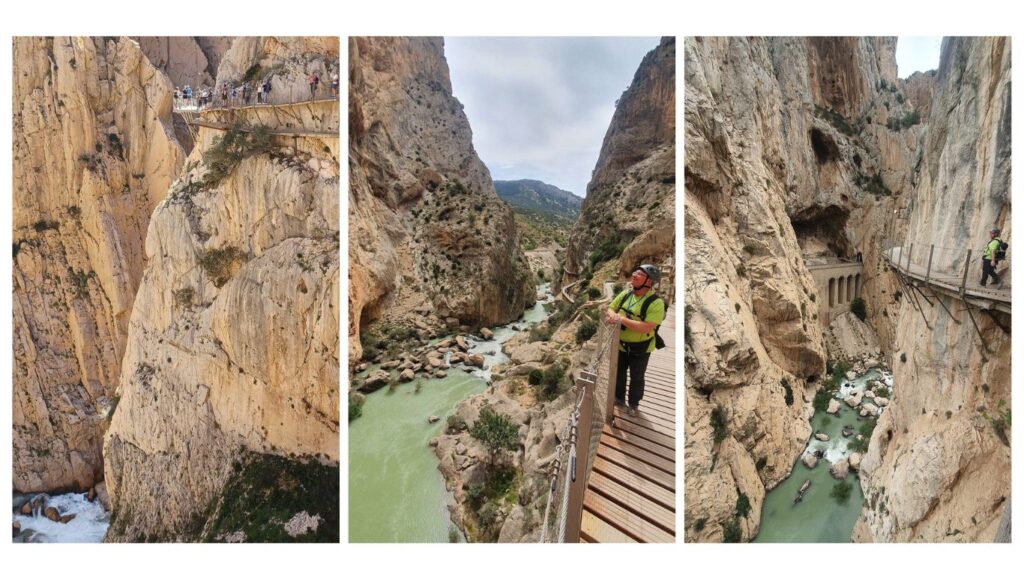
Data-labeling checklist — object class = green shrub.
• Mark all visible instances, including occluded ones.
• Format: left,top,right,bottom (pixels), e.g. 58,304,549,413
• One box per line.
756,456,768,471
470,406,519,466
575,319,598,344
782,377,794,406
851,297,867,321
446,414,466,433
711,406,728,443
528,369,543,387
722,517,742,542
692,517,707,533
173,287,195,307
736,493,751,518
539,364,566,400
202,126,276,187
348,393,365,422
587,287,601,299
199,246,247,287
831,481,853,503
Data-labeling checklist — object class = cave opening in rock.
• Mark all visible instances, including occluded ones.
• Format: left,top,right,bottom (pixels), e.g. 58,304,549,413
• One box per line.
791,204,851,258
809,128,839,165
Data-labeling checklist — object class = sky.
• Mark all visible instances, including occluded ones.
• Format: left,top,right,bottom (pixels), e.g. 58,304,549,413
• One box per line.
444,37,661,198
896,37,942,78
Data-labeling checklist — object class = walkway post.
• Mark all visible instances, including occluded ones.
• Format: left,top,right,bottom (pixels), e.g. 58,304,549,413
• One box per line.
605,332,618,425
960,249,972,296
926,244,934,283
908,244,914,273
564,372,596,543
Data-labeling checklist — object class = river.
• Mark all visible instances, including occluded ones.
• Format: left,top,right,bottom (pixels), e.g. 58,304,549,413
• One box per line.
12,492,109,543
754,368,892,543
348,284,553,543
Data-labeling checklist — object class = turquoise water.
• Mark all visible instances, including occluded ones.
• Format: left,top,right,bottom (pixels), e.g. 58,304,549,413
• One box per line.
754,369,889,543
348,284,553,543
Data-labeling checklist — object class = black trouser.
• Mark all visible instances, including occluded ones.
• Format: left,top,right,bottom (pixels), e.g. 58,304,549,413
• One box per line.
615,345,651,408
981,258,1001,286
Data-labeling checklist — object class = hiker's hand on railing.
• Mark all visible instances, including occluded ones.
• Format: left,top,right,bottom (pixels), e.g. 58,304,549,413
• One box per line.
604,309,621,325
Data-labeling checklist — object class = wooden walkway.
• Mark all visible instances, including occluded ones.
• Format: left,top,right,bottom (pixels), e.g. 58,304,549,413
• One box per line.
579,308,676,543
885,246,1010,314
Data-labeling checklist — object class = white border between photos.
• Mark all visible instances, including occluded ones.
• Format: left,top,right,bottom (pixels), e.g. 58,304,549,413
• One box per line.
0,0,1020,574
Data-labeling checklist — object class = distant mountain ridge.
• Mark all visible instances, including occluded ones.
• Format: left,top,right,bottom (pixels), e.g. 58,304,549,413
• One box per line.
494,179,582,220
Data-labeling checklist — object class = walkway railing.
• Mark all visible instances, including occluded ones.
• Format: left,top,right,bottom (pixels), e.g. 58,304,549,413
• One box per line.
883,240,1010,308
540,318,617,542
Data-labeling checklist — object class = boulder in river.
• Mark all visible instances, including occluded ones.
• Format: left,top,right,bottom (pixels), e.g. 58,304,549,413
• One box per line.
845,370,858,380
434,370,448,378
875,397,890,407
427,415,440,423
399,368,416,382
801,452,819,469
827,399,841,415
849,452,863,471
830,459,850,480
381,360,401,370
59,513,77,524
845,391,864,408
362,370,391,392
13,520,21,538
44,506,61,522
19,500,31,515
466,354,485,368
455,336,469,351
480,327,494,340
815,433,830,442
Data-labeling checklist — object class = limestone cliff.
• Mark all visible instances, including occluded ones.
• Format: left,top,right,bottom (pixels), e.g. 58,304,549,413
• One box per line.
12,36,184,494
102,37,340,542
348,37,532,362
563,37,676,284
684,36,928,542
854,37,1011,543
132,37,229,88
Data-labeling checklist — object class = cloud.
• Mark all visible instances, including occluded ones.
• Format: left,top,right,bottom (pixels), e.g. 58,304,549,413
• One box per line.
444,37,660,197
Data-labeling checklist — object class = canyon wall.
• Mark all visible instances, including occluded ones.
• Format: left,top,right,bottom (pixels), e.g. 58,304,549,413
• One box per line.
12,36,184,494
564,37,676,284
684,36,926,542
348,37,532,361
854,36,1011,542
102,38,340,542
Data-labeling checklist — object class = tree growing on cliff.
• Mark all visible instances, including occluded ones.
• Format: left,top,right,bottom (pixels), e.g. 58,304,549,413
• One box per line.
470,406,519,468
851,297,867,322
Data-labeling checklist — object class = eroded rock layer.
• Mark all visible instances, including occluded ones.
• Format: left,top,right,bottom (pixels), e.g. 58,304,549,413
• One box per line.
13,36,185,494
348,37,532,361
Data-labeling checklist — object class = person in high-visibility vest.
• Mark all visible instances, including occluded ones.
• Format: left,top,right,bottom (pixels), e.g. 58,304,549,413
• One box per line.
605,264,666,416
981,226,1004,287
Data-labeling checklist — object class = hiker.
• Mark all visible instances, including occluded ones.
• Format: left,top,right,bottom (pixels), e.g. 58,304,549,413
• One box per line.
262,78,273,104
220,83,228,104
308,72,319,98
605,264,666,416
230,84,238,105
981,226,1007,287
330,70,339,97
173,86,181,107
242,82,251,105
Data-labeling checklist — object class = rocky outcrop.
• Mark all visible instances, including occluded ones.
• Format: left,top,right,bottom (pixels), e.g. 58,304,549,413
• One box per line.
102,38,340,542
854,37,1011,543
563,37,675,285
12,36,185,494
684,36,931,542
132,37,230,88
348,37,533,362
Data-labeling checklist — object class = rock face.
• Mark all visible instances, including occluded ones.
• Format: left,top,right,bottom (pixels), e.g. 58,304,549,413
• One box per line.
348,37,533,362
684,36,933,542
102,37,340,542
12,37,185,494
563,37,675,284
131,37,230,87
854,37,1011,543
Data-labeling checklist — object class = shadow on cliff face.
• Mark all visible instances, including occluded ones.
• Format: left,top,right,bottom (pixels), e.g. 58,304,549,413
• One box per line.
791,204,852,257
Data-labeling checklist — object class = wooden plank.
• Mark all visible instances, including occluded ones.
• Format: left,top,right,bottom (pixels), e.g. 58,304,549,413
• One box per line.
599,434,675,474
615,419,675,450
583,490,674,543
591,459,675,511
580,510,636,543
602,425,675,462
613,409,675,436
596,444,675,490
588,472,675,533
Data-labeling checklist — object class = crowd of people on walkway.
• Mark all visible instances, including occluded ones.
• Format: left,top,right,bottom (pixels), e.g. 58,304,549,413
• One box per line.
172,68,340,111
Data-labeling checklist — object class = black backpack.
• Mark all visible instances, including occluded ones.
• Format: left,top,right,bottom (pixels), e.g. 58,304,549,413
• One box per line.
996,240,1008,262
616,293,667,350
